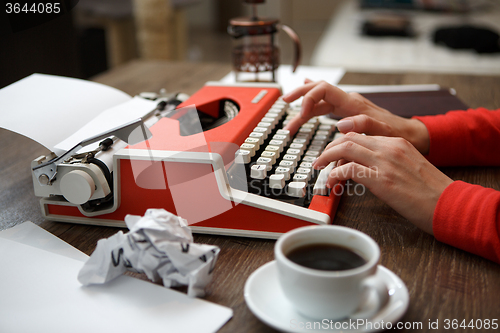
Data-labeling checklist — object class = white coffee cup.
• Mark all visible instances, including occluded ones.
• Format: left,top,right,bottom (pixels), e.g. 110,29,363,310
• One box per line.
274,225,389,320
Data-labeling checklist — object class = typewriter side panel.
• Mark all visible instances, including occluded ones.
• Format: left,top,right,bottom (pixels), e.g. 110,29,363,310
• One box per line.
40,151,333,239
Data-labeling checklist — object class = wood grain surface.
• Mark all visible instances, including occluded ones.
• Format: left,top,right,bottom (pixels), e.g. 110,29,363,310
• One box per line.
1,61,499,333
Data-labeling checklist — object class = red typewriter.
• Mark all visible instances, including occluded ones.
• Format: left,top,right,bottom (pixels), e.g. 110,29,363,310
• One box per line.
32,82,342,239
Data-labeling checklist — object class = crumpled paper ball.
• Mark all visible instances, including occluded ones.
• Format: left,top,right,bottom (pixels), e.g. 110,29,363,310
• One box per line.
78,209,220,297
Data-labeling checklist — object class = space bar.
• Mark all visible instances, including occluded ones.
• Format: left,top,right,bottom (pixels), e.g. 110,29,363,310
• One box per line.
313,161,337,196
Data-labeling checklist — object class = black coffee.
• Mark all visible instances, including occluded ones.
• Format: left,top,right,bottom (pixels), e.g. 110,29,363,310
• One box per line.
286,243,366,271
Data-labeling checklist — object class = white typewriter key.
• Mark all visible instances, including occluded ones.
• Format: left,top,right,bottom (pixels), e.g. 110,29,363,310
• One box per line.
314,134,328,141
275,129,291,142
279,160,296,172
270,106,286,116
300,162,313,168
319,124,333,135
261,117,275,123
292,138,307,145
313,161,337,195
261,117,277,129
265,111,280,118
265,145,281,155
311,139,326,148
272,101,286,108
305,150,320,157
302,156,317,163
257,122,273,134
275,167,291,180
269,139,284,146
270,109,286,119
276,129,290,136
295,133,311,144
296,167,312,181
282,154,299,167
289,143,306,154
303,122,318,131
270,101,285,108
273,100,287,108
308,145,323,152
240,143,256,157
268,140,284,153
269,174,286,189
261,151,277,164
292,174,308,183
286,148,302,157
265,114,280,126
256,157,273,171
253,127,269,139
319,116,338,125
235,149,251,164
250,164,267,179
249,132,265,144
258,121,272,128
272,134,288,145
245,137,260,150
316,130,330,136
287,182,307,198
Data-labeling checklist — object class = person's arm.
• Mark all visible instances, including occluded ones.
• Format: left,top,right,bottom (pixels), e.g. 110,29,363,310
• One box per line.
414,108,500,166
433,181,500,263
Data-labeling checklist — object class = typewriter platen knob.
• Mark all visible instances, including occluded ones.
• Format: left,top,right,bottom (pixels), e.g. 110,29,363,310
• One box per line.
60,170,96,205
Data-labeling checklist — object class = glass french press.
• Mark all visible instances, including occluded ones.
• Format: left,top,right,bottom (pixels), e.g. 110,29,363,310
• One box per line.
228,0,301,82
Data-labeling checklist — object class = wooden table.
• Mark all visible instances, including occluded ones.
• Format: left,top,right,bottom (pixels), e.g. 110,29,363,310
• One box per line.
1,60,499,332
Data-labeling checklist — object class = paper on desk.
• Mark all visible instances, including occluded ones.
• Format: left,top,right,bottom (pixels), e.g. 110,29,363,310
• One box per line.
78,209,220,298
0,74,157,155
0,237,232,333
0,222,233,333
0,221,88,262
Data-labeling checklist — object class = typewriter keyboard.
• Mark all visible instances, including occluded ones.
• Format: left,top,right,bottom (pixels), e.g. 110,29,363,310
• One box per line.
230,97,342,209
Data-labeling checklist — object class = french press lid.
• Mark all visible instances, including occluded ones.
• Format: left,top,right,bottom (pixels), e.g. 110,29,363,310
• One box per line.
228,17,279,39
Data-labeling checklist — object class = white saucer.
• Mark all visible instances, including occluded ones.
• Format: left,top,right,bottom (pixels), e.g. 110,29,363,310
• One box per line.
244,261,409,333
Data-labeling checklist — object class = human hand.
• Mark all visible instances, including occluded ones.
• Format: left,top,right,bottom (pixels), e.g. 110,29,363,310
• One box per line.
282,80,430,154
313,132,453,234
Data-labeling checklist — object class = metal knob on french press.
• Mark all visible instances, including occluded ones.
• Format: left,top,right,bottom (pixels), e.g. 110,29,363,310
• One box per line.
228,0,301,82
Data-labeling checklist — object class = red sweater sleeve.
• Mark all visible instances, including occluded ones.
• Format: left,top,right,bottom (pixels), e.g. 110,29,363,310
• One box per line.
415,108,500,262
433,181,500,263
414,108,500,166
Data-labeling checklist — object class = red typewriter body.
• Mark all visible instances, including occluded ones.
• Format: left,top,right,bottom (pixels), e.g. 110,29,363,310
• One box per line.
39,82,341,238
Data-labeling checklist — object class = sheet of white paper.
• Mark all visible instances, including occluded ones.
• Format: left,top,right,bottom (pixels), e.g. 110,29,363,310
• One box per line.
220,65,345,105
54,96,157,152
0,74,132,152
0,221,88,262
0,235,233,333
